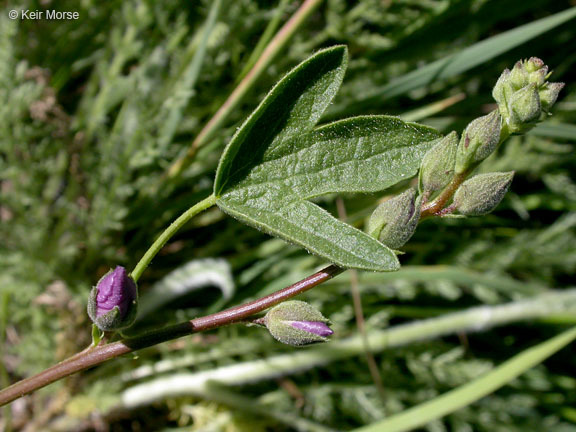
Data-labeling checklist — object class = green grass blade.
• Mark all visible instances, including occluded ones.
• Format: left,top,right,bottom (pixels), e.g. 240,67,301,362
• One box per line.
358,265,545,295
157,0,222,149
530,122,576,141
354,326,576,432
400,93,465,122
236,0,291,81
329,7,576,116
197,383,337,432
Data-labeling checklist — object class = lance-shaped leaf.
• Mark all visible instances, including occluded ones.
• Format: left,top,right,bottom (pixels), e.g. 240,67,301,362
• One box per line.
214,46,440,271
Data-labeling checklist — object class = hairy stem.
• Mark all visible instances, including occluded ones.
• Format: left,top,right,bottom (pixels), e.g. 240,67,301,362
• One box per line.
420,123,513,218
0,265,343,406
166,0,324,178
131,194,217,282
119,288,576,408
420,171,468,218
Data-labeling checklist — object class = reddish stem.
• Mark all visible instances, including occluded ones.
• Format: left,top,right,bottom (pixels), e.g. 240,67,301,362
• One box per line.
420,171,468,219
0,264,343,406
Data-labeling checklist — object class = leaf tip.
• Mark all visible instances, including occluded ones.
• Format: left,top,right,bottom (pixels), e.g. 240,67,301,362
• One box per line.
315,44,348,65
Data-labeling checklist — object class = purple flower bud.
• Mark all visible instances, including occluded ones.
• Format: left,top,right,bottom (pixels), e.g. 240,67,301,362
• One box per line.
264,301,333,347
87,266,138,331
290,320,334,337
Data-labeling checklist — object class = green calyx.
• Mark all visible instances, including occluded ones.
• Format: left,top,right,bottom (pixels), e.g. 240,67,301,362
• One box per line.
264,300,333,347
453,172,514,216
367,188,421,250
419,131,458,195
455,110,502,174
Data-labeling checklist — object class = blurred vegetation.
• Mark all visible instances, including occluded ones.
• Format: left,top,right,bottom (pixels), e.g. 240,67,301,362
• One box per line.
1,0,576,430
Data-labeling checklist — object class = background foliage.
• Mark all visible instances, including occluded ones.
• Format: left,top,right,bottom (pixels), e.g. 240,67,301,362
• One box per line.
1,0,576,430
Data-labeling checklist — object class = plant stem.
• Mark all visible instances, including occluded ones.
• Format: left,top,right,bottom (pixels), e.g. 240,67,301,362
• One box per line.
166,0,324,178
420,171,468,218
119,288,576,408
0,265,343,406
420,119,515,218
348,268,387,401
0,293,12,431
130,194,217,282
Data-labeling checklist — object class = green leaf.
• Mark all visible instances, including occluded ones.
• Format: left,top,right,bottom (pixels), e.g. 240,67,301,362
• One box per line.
354,326,576,432
214,46,440,271
215,46,349,195
157,0,222,149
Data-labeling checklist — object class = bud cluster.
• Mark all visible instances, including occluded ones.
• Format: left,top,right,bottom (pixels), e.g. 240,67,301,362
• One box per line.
410,58,564,221
493,57,564,134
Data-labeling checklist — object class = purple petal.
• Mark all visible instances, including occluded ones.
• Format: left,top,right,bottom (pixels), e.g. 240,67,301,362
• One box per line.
96,266,137,318
290,321,333,337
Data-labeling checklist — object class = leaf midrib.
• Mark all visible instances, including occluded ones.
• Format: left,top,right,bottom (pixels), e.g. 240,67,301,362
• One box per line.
221,136,425,199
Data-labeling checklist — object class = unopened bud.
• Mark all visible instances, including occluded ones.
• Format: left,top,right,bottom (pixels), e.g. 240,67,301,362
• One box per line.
87,266,138,331
492,58,563,134
525,58,548,88
508,60,529,89
453,172,514,216
508,83,541,127
455,110,501,173
492,69,512,110
264,301,333,347
367,189,420,249
525,57,546,74
540,82,565,113
419,132,458,194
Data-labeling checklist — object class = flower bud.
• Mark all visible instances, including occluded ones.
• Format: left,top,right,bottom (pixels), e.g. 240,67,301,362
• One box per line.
367,189,420,249
539,82,565,113
453,172,514,216
492,58,563,134
87,266,138,331
508,60,529,89
492,68,512,108
508,83,541,126
419,132,458,194
264,300,333,347
455,110,501,174
525,57,546,75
